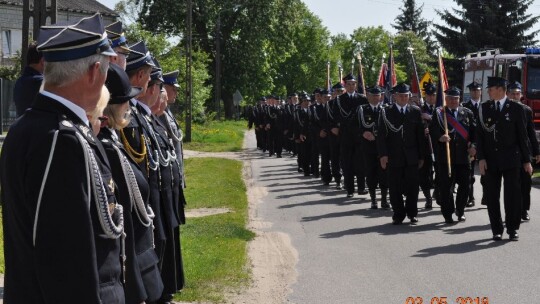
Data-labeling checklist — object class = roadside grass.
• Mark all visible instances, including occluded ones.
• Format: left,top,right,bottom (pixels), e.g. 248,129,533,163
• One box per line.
175,157,254,302
183,120,246,152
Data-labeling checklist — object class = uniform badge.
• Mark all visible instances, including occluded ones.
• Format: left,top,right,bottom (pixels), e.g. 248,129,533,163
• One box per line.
61,120,73,127
108,178,115,193
79,124,93,142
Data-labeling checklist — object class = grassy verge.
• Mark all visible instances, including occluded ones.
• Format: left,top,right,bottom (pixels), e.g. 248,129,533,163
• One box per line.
175,157,254,302
183,120,247,152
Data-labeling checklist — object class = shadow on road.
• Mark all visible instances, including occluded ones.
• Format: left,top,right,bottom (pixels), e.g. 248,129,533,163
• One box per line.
411,238,507,257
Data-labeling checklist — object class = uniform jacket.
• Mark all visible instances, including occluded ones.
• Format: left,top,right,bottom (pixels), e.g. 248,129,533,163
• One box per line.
358,103,383,155
430,106,476,165
476,98,530,170
521,103,540,160
377,103,426,167
330,92,367,145
0,94,123,303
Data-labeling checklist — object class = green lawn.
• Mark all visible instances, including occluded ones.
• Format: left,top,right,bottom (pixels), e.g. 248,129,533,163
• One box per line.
183,120,247,152
176,157,254,302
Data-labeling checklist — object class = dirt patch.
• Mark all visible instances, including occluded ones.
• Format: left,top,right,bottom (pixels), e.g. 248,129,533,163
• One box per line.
185,207,231,218
225,131,298,303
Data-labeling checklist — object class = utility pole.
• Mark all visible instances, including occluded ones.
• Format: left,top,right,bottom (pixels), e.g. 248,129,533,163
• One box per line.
22,0,57,68
215,14,222,120
185,0,193,142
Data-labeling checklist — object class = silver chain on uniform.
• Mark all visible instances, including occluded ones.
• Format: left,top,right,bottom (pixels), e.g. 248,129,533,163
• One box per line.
358,105,375,129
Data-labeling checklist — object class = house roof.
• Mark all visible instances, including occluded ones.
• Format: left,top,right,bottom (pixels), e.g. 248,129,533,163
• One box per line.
0,0,118,17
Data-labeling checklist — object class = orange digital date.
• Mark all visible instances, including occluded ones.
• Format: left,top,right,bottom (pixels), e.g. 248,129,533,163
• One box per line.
405,296,489,304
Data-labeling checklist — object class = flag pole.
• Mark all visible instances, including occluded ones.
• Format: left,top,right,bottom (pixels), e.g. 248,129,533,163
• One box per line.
438,49,451,177
356,46,366,95
326,61,331,90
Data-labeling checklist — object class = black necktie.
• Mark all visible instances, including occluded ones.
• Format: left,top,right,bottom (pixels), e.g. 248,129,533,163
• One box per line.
452,109,457,117
496,101,501,112
400,108,405,115
429,105,433,113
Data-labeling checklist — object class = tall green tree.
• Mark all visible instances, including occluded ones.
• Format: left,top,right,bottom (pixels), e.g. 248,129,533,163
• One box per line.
349,26,392,86
434,0,539,57
393,31,434,85
392,0,434,53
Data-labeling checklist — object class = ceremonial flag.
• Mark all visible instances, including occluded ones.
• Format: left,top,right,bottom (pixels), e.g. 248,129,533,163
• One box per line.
411,73,420,94
377,63,387,87
357,68,365,94
384,44,397,103
419,72,434,97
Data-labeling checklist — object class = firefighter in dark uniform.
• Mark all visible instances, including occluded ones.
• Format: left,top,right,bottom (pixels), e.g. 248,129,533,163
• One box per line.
506,81,540,221
294,92,312,175
377,83,426,225
100,63,165,303
461,81,483,207
327,82,346,189
265,95,284,157
419,82,437,209
359,86,390,209
312,88,333,185
430,87,477,224
0,14,125,303
477,77,532,241
332,74,368,197
309,89,323,177
283,93,298,155
248,97,268,151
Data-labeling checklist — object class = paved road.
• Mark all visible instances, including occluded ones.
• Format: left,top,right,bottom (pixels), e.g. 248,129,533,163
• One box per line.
248,132,540,304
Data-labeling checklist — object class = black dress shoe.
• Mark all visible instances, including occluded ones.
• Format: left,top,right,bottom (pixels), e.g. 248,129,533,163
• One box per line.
358,189,369,195
425,200,433,210
444,216,454,224
370,203,378,209
508,231,519,241
335,183,342,190
492,234,502,241
457,215,466,222
346,193,354,198
298,168,303,173
409,217,419,224
522,211,530,221
276,154,282,158
466,200,475,207
481,197,487,206
323,181,330,186
304,172,310,177
381,202,391,210
392,219,403,225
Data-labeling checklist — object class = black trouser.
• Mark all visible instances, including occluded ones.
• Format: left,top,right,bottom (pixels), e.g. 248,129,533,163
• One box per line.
318,136,332,183
311,131,320,176
484,166,522,234
438,162,469,218
329,134,342,184
419,155,434,197
468,159,477,201
268,127,283,156
298,140,312,174
340,142,365,194
363,151,387,191
388,165,419,221
520,166,532,212
255,127,265,150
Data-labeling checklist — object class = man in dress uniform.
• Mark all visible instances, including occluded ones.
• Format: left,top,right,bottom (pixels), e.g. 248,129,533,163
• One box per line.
331,74,368,197
506,81,540,221
105,20,131,70
294,92,312,175
312,88,333,185
476,76,532,241
419,82,437,208
283,93,298,155
377,83,425,224
430,87,476,223
309,88,323,177
461,81,483,207
265,95,284,158
327,82,345,189
0,14,125,303
248,96,267,151
359,86,389,209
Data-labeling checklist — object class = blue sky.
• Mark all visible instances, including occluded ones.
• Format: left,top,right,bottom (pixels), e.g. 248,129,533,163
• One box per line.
99,0,540,38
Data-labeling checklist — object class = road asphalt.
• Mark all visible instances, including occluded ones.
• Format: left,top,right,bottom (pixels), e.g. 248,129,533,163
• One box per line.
248,133,540,304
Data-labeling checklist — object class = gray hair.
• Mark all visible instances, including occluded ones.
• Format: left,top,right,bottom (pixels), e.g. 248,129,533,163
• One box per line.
43,54,109,87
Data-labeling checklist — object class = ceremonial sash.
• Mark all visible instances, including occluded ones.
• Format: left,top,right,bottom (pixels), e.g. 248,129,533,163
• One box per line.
442,109,469,141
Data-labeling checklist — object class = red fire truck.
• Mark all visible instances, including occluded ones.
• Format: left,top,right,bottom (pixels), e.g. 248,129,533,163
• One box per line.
463,48,540,128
